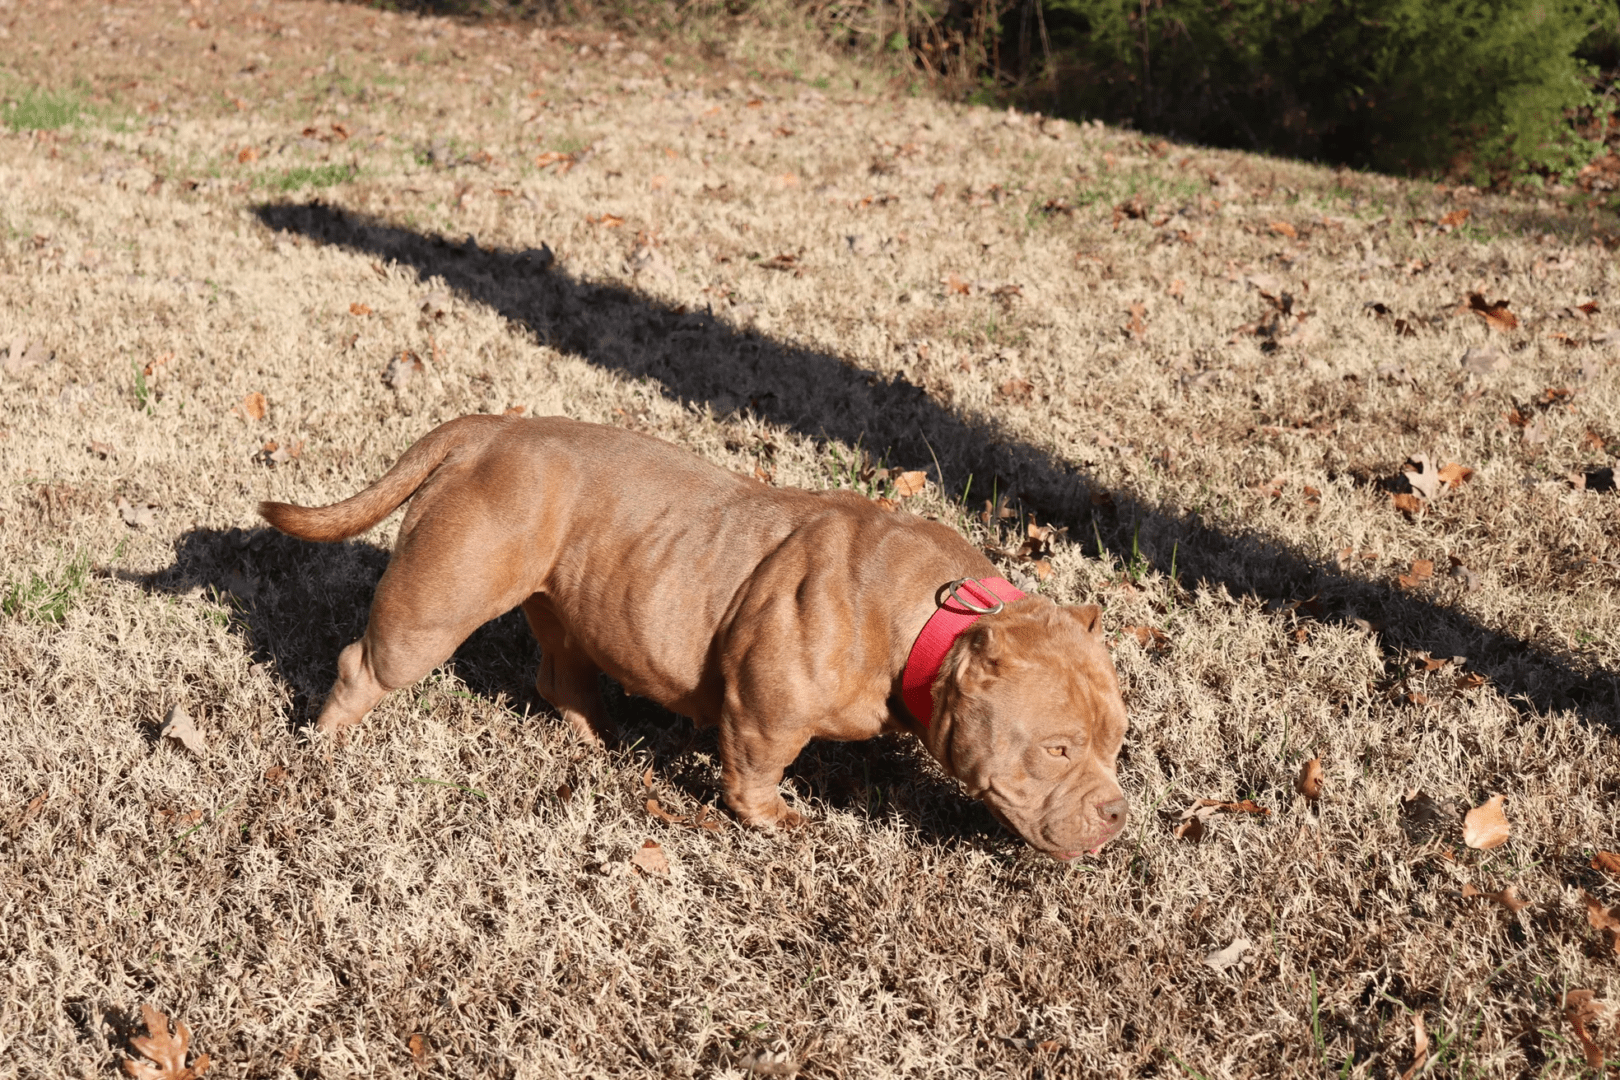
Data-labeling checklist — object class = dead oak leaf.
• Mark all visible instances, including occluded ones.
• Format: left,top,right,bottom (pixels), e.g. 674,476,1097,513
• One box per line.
118,497,159,529
1462,794,1510,850
160,704,207,757
1438,207,1471,230
646,798,685,825
1268,221,1298,239
1203,936,1251,973
1295,757,1324,800
1437,462,1474,488
1467,293,1518,333
1183,798,1269,820
630,838,670,877
1124,301,1148,338
534,150,576,172
1123,624,1168,650
1460,346,1509,374
232,391,267,421
348,302,372,316
1399,1013,1428,1080
1173,816,1204,842
1583,891,1620,955
123,1004,210,1080
1592,851,1620,877
384,352,424,390
1564,990,1607,1069
1396,559,1434,589
1461,882,1527,914
1403,454,1442,501
1391,492,1424,516
892,470,928,498
997,376,1034,402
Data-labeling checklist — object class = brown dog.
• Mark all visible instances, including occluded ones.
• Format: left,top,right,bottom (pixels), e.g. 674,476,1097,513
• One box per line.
260,415,1129,858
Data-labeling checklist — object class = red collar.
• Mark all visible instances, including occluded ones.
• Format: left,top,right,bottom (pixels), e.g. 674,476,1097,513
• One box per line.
901,577,1026,727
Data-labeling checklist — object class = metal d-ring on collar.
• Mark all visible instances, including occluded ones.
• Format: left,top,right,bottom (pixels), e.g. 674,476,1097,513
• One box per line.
946,577,1006,615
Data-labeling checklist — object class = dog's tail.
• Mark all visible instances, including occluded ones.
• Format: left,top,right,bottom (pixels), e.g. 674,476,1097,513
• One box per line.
260,415,501,543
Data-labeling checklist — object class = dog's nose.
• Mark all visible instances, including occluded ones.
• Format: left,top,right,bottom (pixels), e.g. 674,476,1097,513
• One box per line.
1097,797,1128,831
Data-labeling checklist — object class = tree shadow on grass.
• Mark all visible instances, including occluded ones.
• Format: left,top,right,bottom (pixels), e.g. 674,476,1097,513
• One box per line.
251,198,1620,736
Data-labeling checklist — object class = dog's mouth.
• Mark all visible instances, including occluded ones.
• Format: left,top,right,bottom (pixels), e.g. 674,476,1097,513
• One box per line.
1047,823,1126,862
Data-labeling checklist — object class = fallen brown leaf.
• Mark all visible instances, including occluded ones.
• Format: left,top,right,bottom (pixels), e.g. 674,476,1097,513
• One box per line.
1173,816,1204,842
1460,346,1509,374
1124,300,1148,338
738,1049,801,1077
1403,454,1441,500
944,273,971,295
1438,207,1471,229
892,470,928,498
1295,758,1323,800
630,838,669,877
384,352,424,390
1391,493,1424,515
534,150,576,172
1467,293,1518,333
556,783,573,804
1123,624,1168,650
118,497,159,529
1187,798,1269,817
1593,851,1620,876
1269,221,1298,239
998,376,1034,401
161,704,207,757
123,1004,210,1080
349,302,372,316
1030,559,1053,582
1204,936,1251,973
1437,462,1475,488
1564,990,1606,1069
237,391,267,421
1397,559,1434,589
1399,1013,1428,1080
1461,882,1527,914
1462,794,1510,850
1583,890,1620,955
407,1032,429,1068
693,805,723,833
646,798,684,824
1582,428,1608,452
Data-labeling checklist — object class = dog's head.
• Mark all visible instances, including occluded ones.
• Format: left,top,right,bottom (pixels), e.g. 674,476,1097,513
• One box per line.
931,598,1128,860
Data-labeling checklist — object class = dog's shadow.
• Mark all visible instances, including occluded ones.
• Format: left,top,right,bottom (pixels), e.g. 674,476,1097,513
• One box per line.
144,526,1005,847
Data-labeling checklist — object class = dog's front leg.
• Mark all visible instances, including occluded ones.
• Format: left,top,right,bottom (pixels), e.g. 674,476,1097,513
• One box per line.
718,715,812,829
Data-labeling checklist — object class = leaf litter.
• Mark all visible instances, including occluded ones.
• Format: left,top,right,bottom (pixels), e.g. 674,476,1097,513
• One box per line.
122,1004,210,1080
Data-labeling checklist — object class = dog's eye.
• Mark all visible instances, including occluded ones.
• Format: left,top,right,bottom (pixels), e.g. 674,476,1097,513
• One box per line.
1044,745,1067,758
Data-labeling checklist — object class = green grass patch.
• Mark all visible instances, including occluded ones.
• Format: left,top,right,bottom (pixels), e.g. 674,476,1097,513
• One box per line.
3,86,87,132
261,163,356,192
3,550,91,624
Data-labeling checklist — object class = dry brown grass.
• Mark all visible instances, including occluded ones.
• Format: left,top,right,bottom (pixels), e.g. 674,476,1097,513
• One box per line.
3,1,1620,1076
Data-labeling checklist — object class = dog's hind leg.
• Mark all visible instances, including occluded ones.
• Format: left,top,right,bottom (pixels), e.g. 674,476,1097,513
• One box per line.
315,522,536,734
521,596,616,746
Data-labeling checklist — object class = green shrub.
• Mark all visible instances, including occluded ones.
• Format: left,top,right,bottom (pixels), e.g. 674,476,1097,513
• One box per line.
1036,0,1609,180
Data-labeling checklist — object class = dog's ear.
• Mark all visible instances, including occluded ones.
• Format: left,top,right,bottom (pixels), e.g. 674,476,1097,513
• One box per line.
1068,604,1103,636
